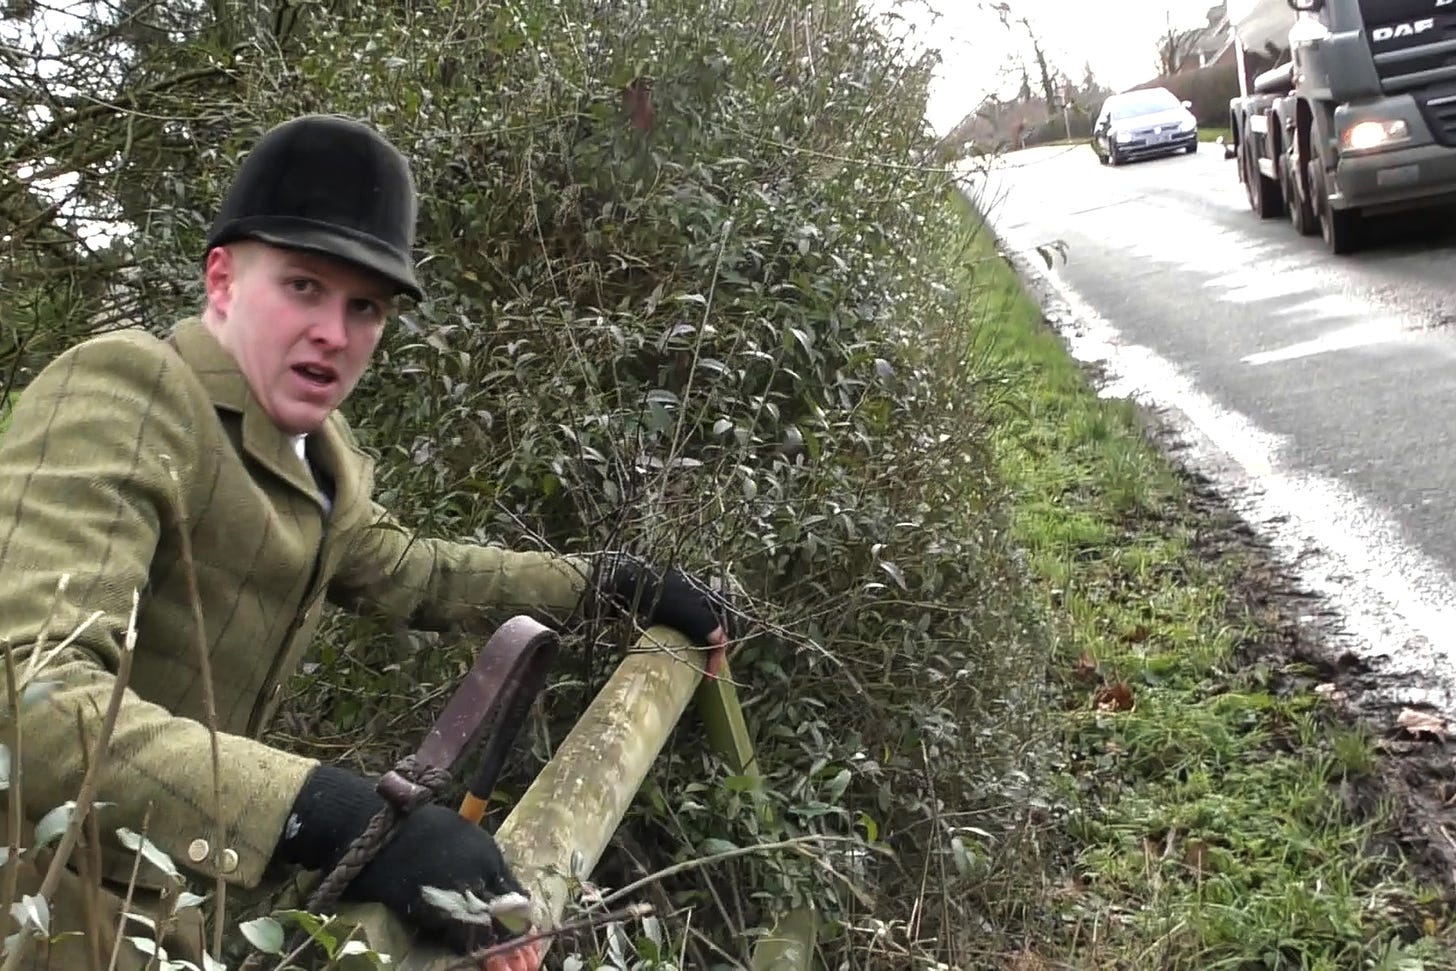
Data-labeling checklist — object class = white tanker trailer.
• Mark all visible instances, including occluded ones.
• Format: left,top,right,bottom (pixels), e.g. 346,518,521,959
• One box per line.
1223,0,1456,253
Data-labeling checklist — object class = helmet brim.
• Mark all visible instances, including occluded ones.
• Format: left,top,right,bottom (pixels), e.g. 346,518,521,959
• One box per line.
238,225,424,303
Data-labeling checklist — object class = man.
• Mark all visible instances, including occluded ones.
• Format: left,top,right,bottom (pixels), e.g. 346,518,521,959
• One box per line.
0,114,728,969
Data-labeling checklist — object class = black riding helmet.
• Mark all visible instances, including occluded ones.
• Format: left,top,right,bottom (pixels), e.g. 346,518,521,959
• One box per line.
204,114,423,302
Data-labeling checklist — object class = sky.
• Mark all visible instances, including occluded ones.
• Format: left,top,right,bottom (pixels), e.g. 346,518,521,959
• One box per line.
867,0,1221,134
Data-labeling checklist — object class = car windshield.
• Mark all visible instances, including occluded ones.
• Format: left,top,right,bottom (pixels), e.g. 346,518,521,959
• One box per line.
1107,90,1180,120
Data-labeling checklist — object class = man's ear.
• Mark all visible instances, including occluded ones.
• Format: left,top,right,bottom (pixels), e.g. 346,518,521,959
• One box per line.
202,245,238,319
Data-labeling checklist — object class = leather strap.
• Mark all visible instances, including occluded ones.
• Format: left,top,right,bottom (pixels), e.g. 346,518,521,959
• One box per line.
376,615,560,815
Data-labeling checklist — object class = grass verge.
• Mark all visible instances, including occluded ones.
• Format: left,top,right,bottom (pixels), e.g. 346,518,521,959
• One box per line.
957,199,1456,969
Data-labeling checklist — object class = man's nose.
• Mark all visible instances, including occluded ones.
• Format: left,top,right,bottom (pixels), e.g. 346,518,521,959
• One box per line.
309,307,349,349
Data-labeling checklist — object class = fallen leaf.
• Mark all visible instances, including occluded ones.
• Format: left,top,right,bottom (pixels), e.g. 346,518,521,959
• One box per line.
1397,708,1448,740
624,77,654,132
1123,624,1149,644
1007,949,1049,971
1183,839,1209,875
1314,682,1347,702
1094,683,1135,712
1074,652,1099,682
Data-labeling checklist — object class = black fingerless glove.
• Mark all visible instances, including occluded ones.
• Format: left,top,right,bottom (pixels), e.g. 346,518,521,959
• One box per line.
274,765,525,953
603,556,730,644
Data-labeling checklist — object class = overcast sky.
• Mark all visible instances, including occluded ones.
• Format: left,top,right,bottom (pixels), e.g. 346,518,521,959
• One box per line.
869,0,1221,133
9,0,1221,145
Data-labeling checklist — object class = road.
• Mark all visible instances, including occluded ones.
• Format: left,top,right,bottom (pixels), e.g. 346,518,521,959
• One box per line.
969,140,1456,715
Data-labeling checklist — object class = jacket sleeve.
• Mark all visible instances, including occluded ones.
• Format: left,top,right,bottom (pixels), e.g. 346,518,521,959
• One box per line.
0,333,316,889
326,501,599,632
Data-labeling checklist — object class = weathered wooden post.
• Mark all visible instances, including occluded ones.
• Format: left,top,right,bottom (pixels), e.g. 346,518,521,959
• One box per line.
333,625,709,967
331,628,817,971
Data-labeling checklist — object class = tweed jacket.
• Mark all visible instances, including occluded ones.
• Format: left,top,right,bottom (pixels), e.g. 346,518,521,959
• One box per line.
0,317,594,891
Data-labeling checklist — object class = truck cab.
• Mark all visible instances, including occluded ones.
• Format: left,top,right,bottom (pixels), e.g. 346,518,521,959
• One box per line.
1224,0,1456,253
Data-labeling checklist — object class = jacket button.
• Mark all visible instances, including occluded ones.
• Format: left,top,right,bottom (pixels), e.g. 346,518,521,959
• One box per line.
220,849,239,874
187,838,209,863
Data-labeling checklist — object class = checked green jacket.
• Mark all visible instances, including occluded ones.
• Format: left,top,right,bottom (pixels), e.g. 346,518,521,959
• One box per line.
0,317,593,893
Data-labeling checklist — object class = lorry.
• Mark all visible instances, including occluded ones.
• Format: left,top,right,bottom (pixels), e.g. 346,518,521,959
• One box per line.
1223,0,1456,254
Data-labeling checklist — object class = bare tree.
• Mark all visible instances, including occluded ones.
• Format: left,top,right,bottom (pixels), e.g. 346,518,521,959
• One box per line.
1156,10,1206,76
987,3,1059,114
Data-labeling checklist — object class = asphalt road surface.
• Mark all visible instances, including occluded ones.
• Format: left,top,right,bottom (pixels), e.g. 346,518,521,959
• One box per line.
968,140,1456,716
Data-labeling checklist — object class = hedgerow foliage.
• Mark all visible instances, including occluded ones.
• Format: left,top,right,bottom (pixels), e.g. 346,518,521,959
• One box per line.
3,0,1054,964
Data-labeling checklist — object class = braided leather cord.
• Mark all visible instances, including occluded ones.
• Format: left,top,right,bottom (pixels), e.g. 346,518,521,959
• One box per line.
237,755,454,970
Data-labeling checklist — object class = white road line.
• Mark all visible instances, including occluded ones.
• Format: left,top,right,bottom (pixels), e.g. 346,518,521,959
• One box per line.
996,227,1456,713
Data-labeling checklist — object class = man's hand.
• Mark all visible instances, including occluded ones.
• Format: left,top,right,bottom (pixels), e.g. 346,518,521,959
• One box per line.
274,766,531,955
487,940,545,971
603,557,734,672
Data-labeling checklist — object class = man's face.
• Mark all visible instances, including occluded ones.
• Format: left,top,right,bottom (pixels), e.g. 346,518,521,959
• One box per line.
203,241,393,435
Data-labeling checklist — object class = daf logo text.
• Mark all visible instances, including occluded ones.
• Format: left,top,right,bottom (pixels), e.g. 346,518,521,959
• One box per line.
1372,18,1436,41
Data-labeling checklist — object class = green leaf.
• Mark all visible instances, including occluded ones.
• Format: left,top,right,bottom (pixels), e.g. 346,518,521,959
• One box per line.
116,827,180,879
126,936,160,958
33,802,73,849
238,917,284,955
336,939,390,965
11,894,47,935
275,909,337,953
826,768,852,801
700,838,737,856
950,836,974,879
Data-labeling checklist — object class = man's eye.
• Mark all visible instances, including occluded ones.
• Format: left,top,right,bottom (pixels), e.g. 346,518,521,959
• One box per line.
350,299,381,316
288,278,318,293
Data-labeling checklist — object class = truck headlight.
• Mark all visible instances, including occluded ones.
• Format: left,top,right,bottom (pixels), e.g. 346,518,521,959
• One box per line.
1342,118,1409,151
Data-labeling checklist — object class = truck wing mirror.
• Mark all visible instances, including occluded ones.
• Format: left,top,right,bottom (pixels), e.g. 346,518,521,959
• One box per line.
1287,0,1324,10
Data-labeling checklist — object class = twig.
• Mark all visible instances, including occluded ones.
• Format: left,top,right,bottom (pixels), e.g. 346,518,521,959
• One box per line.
1,642,22,917
0,590,140,971
15,572,72,688
19,608,104,687
105,805,153,971
165,462,227,961
444,903,656,971
73,708,104,971
593,835,873,909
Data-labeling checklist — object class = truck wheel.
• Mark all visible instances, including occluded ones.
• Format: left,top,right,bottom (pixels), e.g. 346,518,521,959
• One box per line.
1284,155,1317,237
1321,205,1363,255
1311,163,1362,254
1240,125,1284,218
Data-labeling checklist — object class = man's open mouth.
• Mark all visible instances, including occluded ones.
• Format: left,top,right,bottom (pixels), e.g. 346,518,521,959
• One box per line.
293,363,338,387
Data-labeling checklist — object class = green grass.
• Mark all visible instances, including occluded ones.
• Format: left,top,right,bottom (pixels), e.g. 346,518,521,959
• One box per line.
956,203,1456,969
1200,125,1232,144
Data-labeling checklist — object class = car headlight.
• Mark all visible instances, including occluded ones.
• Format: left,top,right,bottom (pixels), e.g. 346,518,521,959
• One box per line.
1179,118,1196,132
1116,130,1133,143
1342,118,1409,151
